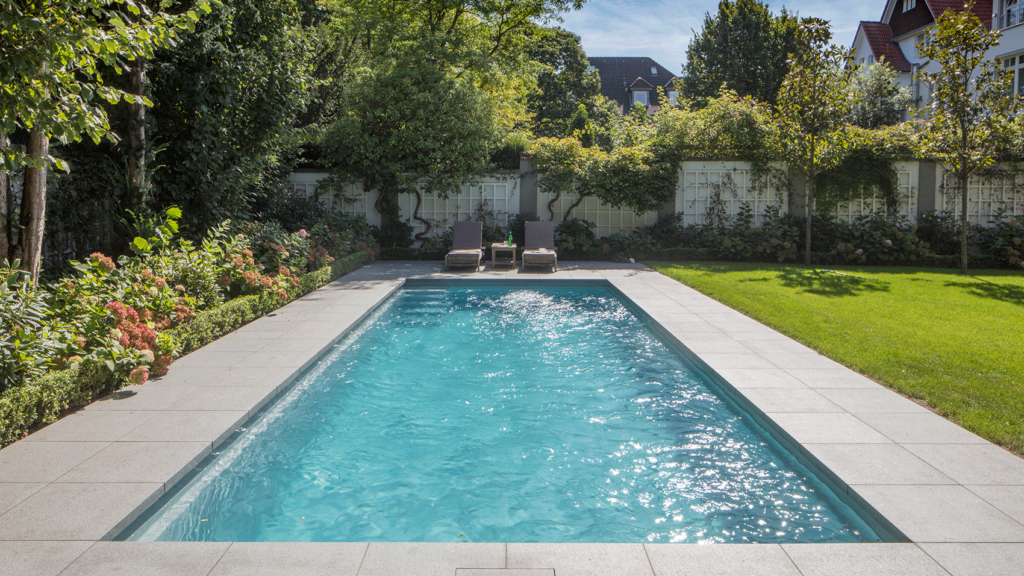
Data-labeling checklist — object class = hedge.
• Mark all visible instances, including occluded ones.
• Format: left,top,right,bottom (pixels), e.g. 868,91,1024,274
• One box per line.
0,251,371,447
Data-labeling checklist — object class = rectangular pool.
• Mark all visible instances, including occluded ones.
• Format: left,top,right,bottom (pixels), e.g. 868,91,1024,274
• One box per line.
127,284,887,543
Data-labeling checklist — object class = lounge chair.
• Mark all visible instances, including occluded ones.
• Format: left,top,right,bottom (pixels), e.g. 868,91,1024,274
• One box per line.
445,221,483,270
521,221,557,271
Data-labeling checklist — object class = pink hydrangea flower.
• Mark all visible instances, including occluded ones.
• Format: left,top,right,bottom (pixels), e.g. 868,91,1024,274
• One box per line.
884,239,892,246
855,249,864,255
298,229,308,238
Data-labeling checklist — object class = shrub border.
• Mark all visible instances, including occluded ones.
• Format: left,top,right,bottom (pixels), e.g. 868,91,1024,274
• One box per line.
0,252,371,447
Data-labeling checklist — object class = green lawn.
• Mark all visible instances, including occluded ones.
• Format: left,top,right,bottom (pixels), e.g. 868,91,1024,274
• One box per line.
648,261,1024,455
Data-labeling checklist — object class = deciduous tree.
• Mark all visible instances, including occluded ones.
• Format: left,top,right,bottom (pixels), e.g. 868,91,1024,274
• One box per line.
775,18,855,265
916,0,1017,274
849,61,914,129
682,0,800,107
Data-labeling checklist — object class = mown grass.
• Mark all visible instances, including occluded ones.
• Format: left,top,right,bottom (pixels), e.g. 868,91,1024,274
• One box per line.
648,261,1024,455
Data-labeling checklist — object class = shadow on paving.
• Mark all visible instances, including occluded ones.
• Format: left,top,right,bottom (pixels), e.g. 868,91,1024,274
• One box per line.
772,268,891,297
945,277,1024,306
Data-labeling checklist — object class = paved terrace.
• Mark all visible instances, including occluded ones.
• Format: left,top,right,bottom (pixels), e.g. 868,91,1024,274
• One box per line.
1,261,1023,576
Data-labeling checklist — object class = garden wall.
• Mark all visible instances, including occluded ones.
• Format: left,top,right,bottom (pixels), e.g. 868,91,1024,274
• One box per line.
288,159,1024,241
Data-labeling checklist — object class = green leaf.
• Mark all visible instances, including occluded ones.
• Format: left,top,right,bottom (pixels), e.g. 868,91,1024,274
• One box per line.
133,237,151,252
166,206,182,219
104,360,115,372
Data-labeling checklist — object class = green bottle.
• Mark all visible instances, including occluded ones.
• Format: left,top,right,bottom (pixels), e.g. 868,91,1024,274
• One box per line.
508,232,512,246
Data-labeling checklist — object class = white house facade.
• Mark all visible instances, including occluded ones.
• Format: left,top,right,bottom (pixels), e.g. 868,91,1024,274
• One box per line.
851,0,1024,110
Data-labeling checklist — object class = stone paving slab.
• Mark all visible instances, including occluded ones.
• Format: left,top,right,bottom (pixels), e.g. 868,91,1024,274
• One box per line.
0,260,1022,576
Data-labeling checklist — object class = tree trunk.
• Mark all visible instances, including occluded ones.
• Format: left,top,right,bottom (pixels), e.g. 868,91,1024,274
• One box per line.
18,130,48,282
373,179,402,228
0,133,9,263
127,58,147,216
804,176,813,266
959,170,969,275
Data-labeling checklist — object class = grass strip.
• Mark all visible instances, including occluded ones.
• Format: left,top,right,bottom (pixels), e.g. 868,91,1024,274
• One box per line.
649,261,1024,455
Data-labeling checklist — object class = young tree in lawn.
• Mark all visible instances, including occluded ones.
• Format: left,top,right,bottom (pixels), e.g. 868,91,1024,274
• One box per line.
0,0,205,281
776,18,855,265
916,1,1017,274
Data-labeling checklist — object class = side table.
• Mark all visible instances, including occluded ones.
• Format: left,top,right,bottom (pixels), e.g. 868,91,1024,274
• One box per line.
490,243,517,268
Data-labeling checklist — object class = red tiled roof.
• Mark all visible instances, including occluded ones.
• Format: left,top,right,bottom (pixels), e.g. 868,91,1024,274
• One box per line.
926,0,993,22
861,21,913,72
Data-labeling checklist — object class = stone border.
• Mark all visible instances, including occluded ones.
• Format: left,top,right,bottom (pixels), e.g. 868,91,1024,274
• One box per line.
1,261,1022,576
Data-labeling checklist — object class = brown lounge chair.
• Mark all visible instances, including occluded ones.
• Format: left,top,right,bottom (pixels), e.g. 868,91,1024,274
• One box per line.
445,221,483,270
521,221,557,271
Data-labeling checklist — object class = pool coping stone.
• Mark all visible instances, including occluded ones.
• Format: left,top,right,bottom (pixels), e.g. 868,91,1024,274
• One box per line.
1,260,1022,575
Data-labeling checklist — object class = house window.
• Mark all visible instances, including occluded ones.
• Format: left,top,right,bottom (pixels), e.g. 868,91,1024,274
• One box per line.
668,91,678,104
651,66,658,75
1003,55,1024,97
868,55,875,64
633,91,649,106
903,0,916,11
587,65,596,72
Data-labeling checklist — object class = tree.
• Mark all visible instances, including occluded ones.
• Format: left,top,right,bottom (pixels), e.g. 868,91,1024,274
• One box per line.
776,19,855,265
146,0,313,235
322,58,497,239
0,0,205,281
916,0,1017,274
848,61,914,129
525,27,601,137
681,0,800,107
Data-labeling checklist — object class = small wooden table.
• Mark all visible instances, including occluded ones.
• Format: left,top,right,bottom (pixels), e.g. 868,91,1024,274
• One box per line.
490,243,517,268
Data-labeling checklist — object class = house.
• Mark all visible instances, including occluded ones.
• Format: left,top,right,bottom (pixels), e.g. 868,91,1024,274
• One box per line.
586,57,678,114
850,0,1024,110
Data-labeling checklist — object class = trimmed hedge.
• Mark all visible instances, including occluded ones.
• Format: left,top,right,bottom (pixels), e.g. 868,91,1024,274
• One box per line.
0,251,371,447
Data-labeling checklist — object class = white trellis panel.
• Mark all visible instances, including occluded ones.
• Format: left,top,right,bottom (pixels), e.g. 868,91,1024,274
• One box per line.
834,162,918,224
677,161,788,226
535,186,658,237
286,172,379,226
940,168,1024,225
396,175,520,239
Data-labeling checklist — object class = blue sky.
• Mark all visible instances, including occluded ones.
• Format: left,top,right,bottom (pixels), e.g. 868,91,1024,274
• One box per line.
555,0,886,75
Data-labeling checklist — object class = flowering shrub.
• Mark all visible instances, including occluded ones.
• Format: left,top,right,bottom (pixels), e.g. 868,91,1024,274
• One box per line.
979,210,1024,269
832,214,931,264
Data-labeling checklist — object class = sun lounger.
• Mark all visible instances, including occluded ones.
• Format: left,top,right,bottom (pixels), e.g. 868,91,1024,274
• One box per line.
521,221,557,271
445,221,483,270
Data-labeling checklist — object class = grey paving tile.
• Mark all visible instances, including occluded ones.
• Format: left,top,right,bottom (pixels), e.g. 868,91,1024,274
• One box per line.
456,571,553,576
0,541,93,576
56,441,209,486
0,483,45,515
456,565,552,569
782,543,948,576
654,321,725,335
235,321,290,333
254,337,337,354
209,542,367,576
23,411,155,443
857,413,989,444
696,312,753,324
260,310,318,322
714,368,809,389
740,339,818,355
737,388,843,413
171,350,253,371
765,354,846,370
706,321,776,335
201,365,300,388
919,543,1024,576
803,444,955,486
506,543,654,576
851,485,1024,543
168,387,278,414
967,486,1024,526
281,322,349,338
148,365,226,387
84,385,196,412
242,348,320,368
699,354,775,371
61,542,230,576
0,441,108,482
786,369,882,389
766,413,892,444
196,336,274,353
645,543,800,576
904,444,1024,485
728,329,792,341
676,337,754,355
119,410,247,445
815,388,930,414
646,312,704,323
357,542,504,576
0,482,162,540
220,330,287,340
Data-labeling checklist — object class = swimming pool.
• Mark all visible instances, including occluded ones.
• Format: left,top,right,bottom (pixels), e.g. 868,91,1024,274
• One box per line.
128,284,886,543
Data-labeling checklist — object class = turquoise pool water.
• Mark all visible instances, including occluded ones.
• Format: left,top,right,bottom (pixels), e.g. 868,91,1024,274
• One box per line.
130,285,883,543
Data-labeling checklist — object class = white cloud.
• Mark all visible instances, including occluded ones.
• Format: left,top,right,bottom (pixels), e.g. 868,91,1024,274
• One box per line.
557,0,885,76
